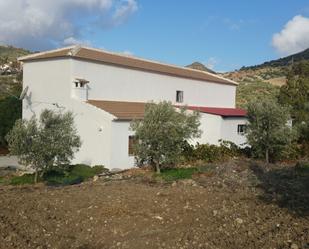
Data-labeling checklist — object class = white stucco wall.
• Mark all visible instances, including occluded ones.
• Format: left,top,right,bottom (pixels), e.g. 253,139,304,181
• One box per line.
221,117,247,146
110,121,135,169
22,59,115,167
71,59,236,108
194,113,223,145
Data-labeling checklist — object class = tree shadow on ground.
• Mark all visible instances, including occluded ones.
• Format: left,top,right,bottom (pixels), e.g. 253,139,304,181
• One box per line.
250,162,309,217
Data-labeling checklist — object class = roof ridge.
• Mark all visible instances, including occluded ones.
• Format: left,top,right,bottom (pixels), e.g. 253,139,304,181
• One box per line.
79,46,237,85
18,45,76,61
18,46,237,85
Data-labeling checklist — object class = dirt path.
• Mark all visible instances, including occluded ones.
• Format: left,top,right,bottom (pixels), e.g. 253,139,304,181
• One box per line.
0,160,308,249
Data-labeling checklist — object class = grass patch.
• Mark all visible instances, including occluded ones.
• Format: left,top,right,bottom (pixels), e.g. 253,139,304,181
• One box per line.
159,168,198,181
10,174,36,185
0,176,11,185
8,164,107,186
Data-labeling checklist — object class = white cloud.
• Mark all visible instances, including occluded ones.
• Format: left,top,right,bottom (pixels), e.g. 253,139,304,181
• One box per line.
223,18,243,31
272,15,309,56
0,0,138,50
204,57,219,70
121,50,134,56
63,37,91,46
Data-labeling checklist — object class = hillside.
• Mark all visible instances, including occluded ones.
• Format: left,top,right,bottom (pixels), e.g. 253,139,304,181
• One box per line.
220,48,309,108
222,48,309,87
0,45,30,99
186,62,216,74
0,45,30,62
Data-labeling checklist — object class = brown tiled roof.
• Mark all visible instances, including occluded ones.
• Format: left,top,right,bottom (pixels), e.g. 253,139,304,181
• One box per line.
87,100,246,120
19,46,237,86
87,100,146,120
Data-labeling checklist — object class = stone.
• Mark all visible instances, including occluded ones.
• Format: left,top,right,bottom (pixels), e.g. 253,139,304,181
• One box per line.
154,216,163,220
235,218,243,224
290,243,298,249
93,175,99,182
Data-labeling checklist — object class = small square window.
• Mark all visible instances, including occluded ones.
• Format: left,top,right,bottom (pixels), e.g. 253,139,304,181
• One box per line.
176,90,183,103
237,124,246,134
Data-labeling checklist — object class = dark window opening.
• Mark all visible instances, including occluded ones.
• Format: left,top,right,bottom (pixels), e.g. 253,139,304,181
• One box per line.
176,90,183,103
237,124,246,134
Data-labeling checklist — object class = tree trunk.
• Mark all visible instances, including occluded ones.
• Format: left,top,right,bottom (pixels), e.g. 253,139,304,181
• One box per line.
265,148,269,164
155,161,161,174
34,169,38,184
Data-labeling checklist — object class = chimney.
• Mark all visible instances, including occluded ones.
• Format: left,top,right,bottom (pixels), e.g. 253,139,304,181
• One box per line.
72,78,89,101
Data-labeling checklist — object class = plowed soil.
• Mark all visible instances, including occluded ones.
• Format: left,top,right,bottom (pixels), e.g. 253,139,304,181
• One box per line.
0,160,308,249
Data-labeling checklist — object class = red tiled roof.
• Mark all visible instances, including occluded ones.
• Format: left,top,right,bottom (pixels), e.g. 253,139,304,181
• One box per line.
87,100,247,120
184,106,247,117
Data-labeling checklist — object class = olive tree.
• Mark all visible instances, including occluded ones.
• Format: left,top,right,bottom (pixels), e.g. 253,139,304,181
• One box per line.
278,61,309,142
6,109,81,182
246,98,296,163
130,101,201,173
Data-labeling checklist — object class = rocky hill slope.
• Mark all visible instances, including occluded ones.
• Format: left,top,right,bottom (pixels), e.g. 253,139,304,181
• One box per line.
186,62,216,74
222,48,309,87
188,49,309,108
0,45,30,99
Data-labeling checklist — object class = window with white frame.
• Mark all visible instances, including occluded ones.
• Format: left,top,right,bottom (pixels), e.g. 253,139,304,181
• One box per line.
176,90,184,103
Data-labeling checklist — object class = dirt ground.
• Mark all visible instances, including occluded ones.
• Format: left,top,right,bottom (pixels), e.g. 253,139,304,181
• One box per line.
0,159,308,249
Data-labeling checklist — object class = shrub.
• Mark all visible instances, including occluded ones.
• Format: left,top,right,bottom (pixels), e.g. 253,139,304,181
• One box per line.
295,161,309,176
45,175,83,186
92,165,107,175
131,101,201,173
0,96,22,146
6,109,81,183
182,141,243,163
246,97,297,163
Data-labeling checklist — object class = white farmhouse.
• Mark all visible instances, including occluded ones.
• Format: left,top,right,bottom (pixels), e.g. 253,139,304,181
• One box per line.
19,46,247,170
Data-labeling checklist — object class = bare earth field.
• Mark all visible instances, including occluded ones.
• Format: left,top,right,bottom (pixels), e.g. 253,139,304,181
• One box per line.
0,160,308,249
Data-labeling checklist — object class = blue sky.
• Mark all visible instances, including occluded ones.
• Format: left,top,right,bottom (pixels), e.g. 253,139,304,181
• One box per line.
1,0,309,72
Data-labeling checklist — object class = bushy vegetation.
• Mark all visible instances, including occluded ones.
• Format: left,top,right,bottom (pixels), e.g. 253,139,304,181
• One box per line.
0,45,30,62
131,101,201,173
295,161,309,175
278,61,309,143
182,140,244,163
9,164,106,186
236,81,279,108
0,96,21,146
6,109,81,183
246,97,296,163
240,48,309,69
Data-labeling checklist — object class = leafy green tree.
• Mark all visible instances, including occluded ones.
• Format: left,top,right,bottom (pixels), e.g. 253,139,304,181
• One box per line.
0,96,22,146
6,109,81,183
130,101,201,173
237,81,280,108
246,98,296,163
278,61,309,141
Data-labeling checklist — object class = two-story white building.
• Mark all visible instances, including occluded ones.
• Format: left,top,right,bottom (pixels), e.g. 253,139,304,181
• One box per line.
19,46,247,170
